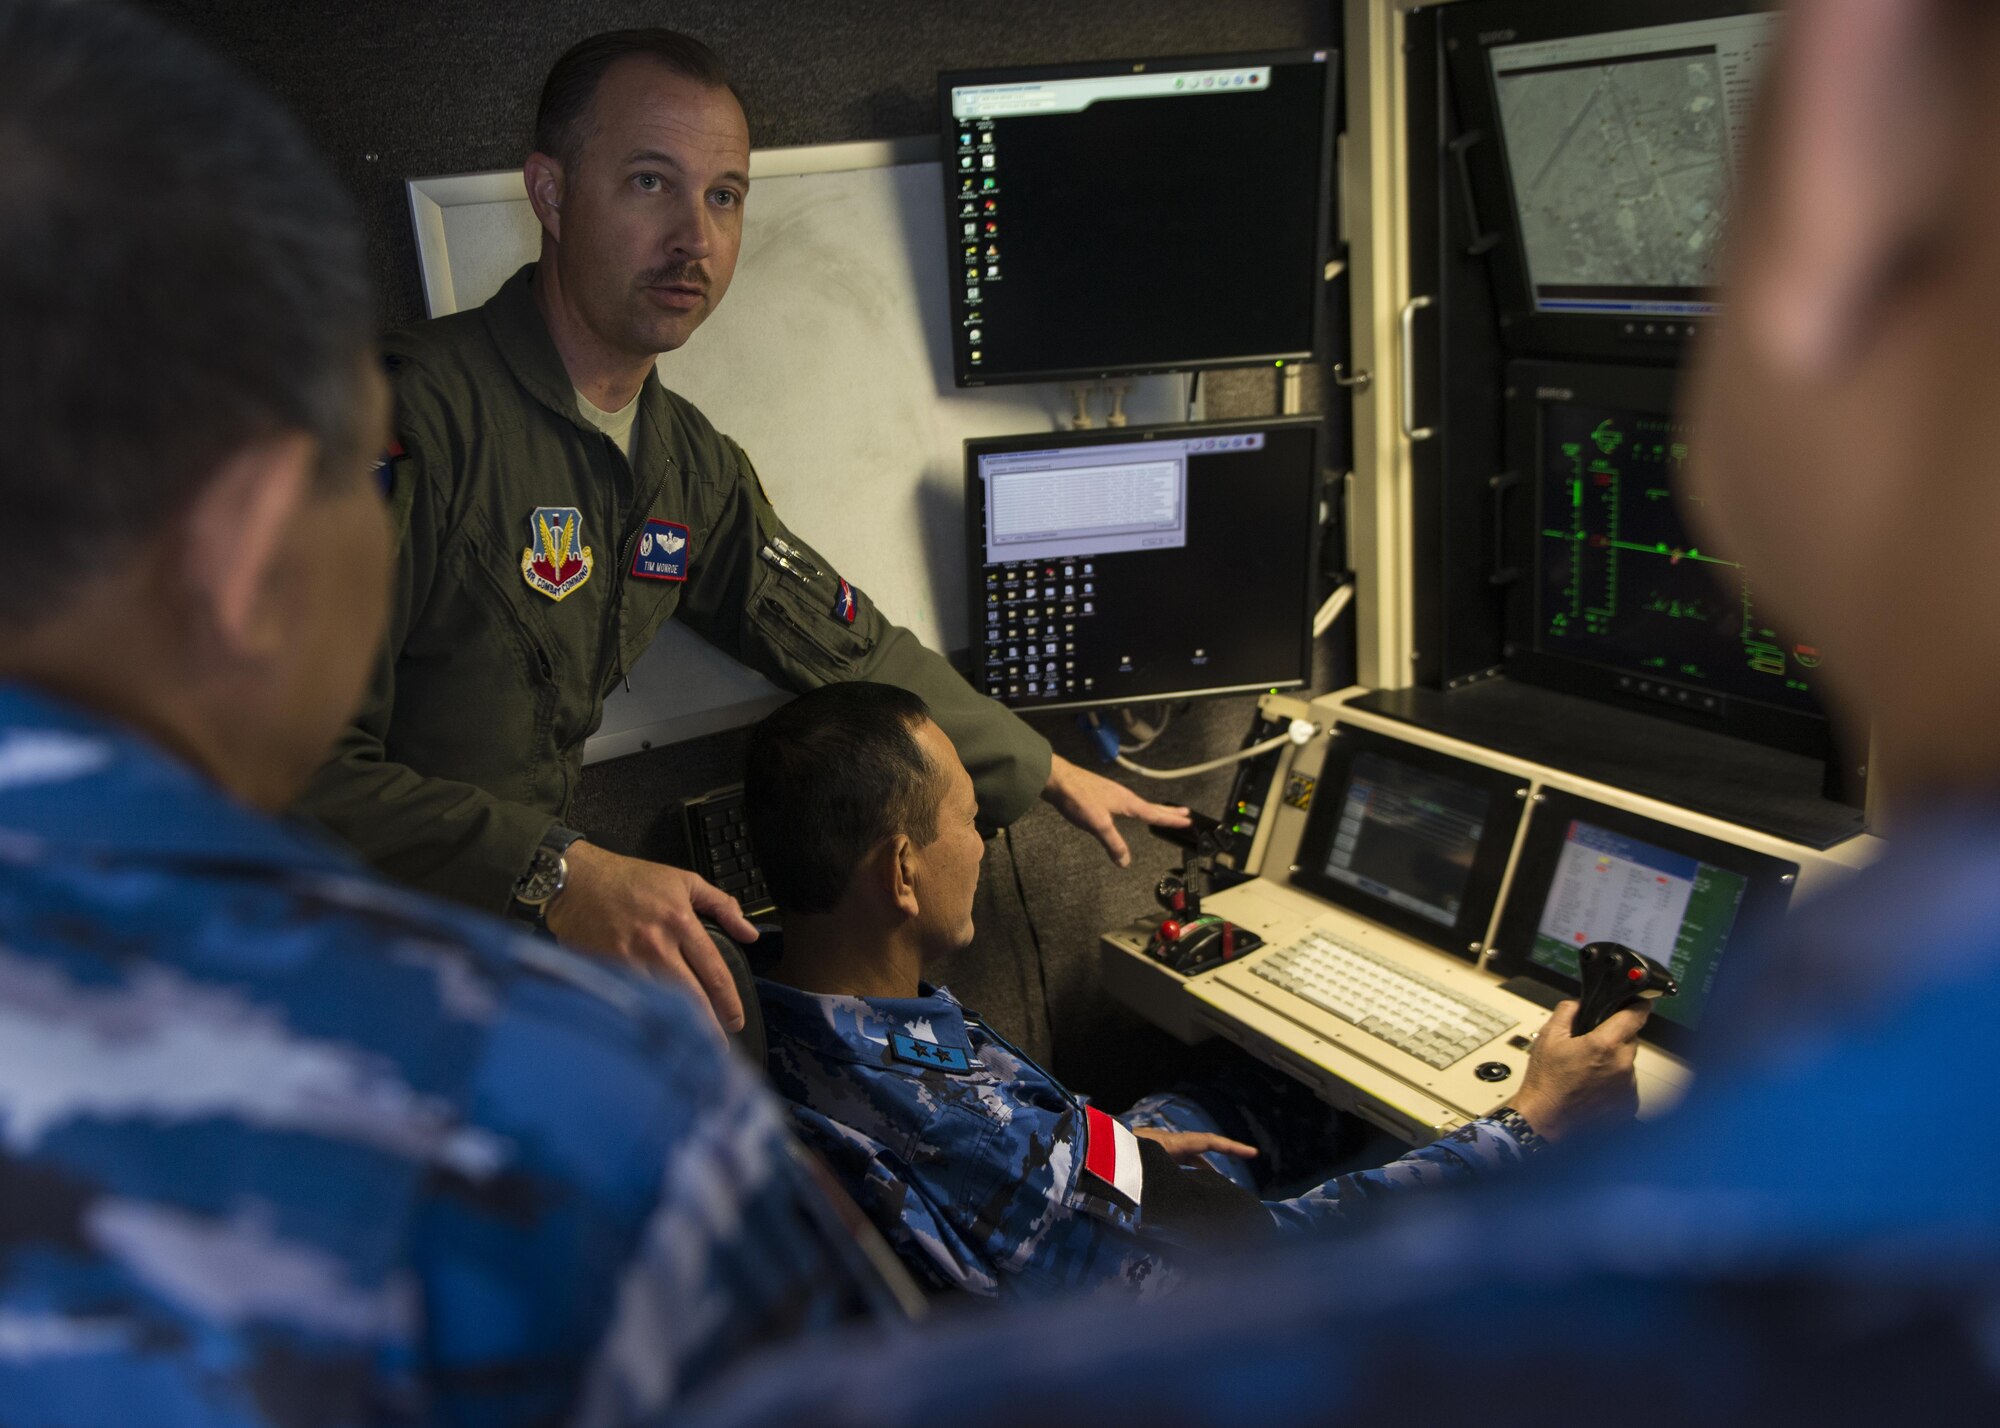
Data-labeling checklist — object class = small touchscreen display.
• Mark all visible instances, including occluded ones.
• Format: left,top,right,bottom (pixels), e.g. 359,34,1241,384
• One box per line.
1317,752,1491,930
1529,818,1749,1030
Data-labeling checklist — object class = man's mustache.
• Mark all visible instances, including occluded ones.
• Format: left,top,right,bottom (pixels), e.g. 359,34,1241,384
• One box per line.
641,264,711,291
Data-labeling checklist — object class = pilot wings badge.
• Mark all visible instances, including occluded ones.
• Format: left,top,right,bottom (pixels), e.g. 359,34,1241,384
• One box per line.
521,506,595,601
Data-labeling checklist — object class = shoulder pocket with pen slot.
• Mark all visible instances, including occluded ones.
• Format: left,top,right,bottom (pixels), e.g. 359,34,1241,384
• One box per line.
751,552,878,678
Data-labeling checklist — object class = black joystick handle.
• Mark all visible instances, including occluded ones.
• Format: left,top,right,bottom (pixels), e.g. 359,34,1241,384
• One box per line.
1572,941,1679,1036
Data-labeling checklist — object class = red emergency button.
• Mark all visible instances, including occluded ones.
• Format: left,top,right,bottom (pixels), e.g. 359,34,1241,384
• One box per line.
1627,966,1646,982
1159,920,1182,942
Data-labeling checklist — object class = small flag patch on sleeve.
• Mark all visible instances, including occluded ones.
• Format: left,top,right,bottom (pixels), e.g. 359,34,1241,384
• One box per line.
1081,1104,1144,1209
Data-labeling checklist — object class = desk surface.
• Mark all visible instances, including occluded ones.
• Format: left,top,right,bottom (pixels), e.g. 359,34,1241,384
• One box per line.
1096,687,1883,1145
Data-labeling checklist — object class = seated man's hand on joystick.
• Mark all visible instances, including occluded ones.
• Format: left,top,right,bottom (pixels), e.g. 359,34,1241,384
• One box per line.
1505,996,1651,1143
1574,941,1680,1035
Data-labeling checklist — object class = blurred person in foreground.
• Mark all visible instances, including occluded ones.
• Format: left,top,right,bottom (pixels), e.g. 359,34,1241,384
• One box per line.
685,1,2000,1421
0,3,901,1424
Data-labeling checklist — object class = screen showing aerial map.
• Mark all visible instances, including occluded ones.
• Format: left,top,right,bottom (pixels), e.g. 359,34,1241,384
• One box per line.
1489,14,1779,318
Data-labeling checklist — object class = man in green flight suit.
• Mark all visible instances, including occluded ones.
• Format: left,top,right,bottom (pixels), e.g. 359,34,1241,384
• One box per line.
297,29,1187,1034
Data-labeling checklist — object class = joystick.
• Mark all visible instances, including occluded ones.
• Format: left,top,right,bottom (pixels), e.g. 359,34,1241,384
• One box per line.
1145,914,1263,974
1572,941,1679,1035
1142,825,1262,974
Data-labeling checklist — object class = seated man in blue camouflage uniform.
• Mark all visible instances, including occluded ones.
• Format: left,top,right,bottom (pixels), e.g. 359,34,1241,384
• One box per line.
0,6,908,1425
742,683,1647,1299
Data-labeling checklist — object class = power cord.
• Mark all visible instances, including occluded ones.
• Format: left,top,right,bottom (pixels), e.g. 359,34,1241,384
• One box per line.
1115,720,1317,781
1112,704,1172,754
1313,583,1354,639
1001,823,1055,1055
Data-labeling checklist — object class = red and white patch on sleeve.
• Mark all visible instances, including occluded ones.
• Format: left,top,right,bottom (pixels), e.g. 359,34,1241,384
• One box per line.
1081,1104,1144,1209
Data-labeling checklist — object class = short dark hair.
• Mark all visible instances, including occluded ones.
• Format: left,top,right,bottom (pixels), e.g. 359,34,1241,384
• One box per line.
745,684,947,916
535,29,740,170
0,0,374,626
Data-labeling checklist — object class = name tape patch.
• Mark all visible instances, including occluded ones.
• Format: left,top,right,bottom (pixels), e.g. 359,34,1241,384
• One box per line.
632,518,691,582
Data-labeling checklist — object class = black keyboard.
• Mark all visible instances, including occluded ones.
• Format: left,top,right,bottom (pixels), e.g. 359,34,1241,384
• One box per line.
681,783,775,919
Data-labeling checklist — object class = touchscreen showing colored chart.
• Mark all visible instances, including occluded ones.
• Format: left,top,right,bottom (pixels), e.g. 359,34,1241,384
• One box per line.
1530,819,1748,1028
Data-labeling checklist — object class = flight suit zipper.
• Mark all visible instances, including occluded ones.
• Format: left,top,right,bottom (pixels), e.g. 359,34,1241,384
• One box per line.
466,544,564,808
595,431,673,696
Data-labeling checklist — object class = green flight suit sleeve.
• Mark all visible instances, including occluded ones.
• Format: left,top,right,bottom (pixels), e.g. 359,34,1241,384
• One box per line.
675,438,1053,828
292,404,553,913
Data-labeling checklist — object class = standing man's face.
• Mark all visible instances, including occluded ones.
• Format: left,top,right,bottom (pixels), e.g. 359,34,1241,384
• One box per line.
535,58,751,359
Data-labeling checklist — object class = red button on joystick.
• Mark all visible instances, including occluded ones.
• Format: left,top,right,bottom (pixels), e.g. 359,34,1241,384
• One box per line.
1159,920,1182,943
1627,966,1646,982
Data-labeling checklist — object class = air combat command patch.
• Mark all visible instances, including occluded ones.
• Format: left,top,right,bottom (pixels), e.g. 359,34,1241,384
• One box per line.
522,506,594,601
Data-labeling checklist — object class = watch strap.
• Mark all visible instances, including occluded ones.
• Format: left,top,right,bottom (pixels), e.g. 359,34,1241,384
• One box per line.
1489,1106,1547,1155
511,825,586,921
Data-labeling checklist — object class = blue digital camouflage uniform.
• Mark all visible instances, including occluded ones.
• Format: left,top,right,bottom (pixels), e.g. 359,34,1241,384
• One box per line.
759,978,1535,1299
0,684,893,1428
689,812,2000,1428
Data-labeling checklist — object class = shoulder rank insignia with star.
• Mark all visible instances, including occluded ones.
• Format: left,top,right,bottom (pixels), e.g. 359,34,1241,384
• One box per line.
889,1031,973,1075
521,505,594,601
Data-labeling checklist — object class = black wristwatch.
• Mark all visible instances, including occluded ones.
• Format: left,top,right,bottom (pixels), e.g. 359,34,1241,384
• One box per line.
512,825,586,926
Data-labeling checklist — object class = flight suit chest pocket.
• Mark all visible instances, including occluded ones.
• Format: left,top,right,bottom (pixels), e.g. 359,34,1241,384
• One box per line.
618,516,696,670
455,532,562,683
753,557,877,679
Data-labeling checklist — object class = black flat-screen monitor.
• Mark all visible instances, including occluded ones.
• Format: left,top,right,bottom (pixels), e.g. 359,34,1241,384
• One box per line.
1289,728,1530,960
966,418,1317,712
939,49,1336,387
1503,359,1833,759
1443,1,1778,360
1487,790,1797,1055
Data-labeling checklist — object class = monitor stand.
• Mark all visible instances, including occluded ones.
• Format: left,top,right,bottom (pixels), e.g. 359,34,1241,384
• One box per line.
1346,680,1866,851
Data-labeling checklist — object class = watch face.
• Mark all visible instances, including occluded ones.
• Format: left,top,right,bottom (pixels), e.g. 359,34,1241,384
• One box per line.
514,848,565,907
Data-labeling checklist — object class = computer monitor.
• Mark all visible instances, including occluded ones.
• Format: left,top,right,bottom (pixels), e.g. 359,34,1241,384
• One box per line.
1289,728,1530,960
1487,790,1797,1054
1502,359,1832,760
1443,1,1779,360
938,49,1337,387
965,417,1318,712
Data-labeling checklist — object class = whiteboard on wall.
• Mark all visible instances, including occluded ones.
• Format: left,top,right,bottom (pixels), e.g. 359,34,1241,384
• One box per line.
406,138,1193,762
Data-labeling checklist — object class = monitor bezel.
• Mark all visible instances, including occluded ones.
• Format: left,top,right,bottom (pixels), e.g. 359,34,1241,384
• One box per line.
1442,0,1776,362
1501,357,1835,761
1486,788,1798,1056
1289,726,1531,960
937,47,1339,388
963,415,1320,714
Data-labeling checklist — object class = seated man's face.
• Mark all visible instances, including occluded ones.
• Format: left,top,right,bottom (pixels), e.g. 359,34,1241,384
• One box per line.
907,718,985,958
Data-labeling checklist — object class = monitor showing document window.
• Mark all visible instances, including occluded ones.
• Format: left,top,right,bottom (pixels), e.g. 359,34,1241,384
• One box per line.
965,418,1318,712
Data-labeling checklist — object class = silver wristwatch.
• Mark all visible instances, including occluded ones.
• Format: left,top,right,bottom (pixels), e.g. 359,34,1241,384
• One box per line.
1490,1106,1547,1154
512,825,585,921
